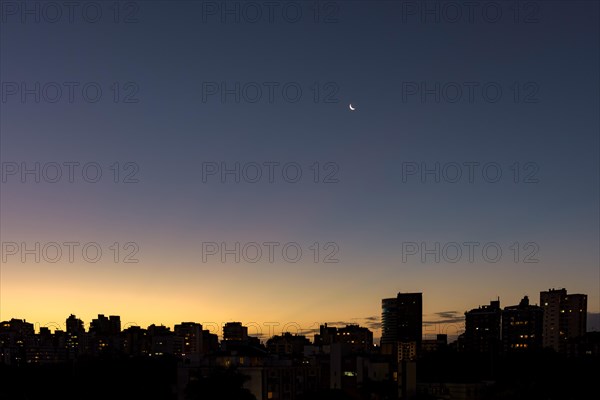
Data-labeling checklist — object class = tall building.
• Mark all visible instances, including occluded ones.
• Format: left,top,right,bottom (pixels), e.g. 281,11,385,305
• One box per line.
381,292,422,359
65,314,86,359
121,326,148,357
221,322,261,350
89,315,121,355
223,322,248,342
147,324,181,356
381,298,399,349
0,319,35,365
89,314,121,336
174,322,203,358
66,314,84,335
502,296,543,352
540,288,587,353
202,329,219,353
464,300,501,354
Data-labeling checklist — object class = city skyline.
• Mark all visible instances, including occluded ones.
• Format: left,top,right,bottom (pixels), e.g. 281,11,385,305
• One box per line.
1,0,598,366
3,287,597,342
2,288,597,399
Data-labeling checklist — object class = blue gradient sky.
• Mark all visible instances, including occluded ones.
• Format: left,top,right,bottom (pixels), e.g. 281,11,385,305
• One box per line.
1,1,598,339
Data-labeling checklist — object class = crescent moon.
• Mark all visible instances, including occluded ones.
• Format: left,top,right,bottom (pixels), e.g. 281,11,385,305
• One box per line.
349,104,356,111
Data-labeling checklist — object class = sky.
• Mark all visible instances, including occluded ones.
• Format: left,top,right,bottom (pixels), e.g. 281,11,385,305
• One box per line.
1,0,599,340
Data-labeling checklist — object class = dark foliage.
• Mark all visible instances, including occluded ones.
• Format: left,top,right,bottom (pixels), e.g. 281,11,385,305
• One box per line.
185,367,257,400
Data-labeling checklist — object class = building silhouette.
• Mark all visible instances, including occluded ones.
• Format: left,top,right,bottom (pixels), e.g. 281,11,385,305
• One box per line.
464,299,501,354
66,314,86,359
381,292,422,359
0,319,35,365
174,322,203,359
314,324,374,353
381,292,421,400
541,288,587,353
381,297,399,352
501,296,543,352
223,322,248,342
122,325,149,357
421,334,448,354
267,332,310,356
0,287,595,400
66,314,84,335
88,314,122,355
221,322,261,351
147,324,181,356
90,314,121,336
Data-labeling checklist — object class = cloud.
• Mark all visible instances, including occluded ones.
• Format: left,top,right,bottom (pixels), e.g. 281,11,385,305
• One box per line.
423,311,464,325
324,320,354,326
359,316,382,330
347,316,382,330
362,316,379,322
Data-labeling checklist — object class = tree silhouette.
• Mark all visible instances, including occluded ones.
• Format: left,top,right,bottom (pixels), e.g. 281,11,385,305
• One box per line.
297,389,356,400
185,367,257,400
